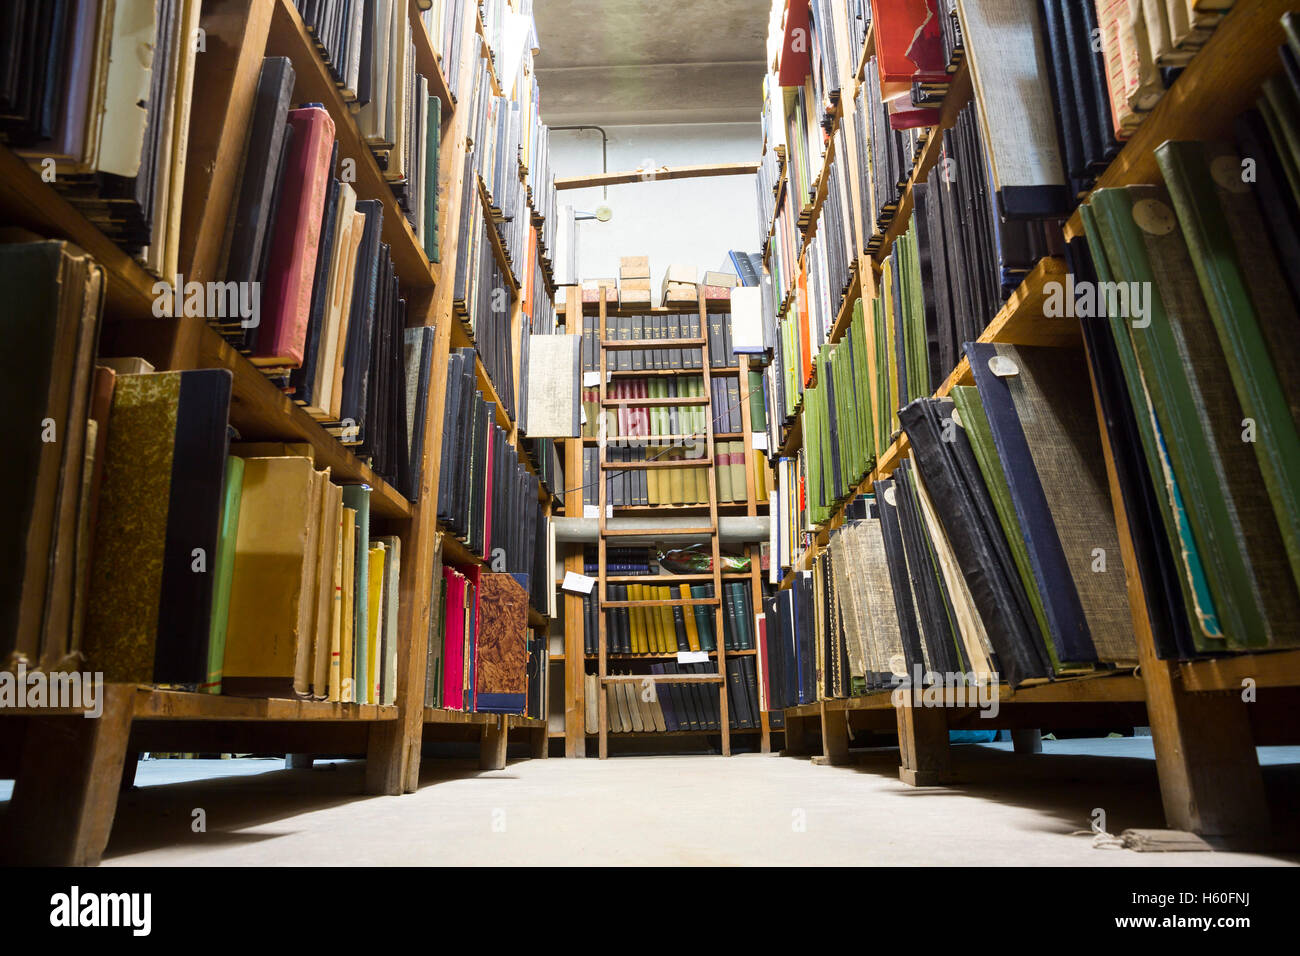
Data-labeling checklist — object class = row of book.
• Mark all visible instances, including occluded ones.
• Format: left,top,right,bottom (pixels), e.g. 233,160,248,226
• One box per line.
437,348,549,613
1073,40,1300,656
291,4,445,261
420,0,473,100
6,0,202,275
424,566,538,714
581,374,765,439
578,581,759,656
581,658,764,733
4,240,408,704
767,351,1143,707
580,443,761,510
579,311,742,372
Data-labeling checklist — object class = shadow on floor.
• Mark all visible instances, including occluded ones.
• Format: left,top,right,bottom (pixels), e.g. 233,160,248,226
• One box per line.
802,740,1300,862
96,756,526,861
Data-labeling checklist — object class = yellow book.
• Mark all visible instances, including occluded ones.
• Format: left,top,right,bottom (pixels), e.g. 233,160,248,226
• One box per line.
339,507,356,702
310,474,339,699
646,444,667,505
366,543,386,706
665,446,687,504
292,468,324,699
627,583,645,653
657,589,675,652
223,457,318,696
680,584,702,651
327,496,345,701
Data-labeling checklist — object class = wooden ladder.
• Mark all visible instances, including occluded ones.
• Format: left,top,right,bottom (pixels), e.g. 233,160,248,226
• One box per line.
595,291,730,759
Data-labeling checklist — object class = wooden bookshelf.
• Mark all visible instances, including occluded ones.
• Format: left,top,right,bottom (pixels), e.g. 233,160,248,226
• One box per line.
0,0,554,865
764,0,1299,838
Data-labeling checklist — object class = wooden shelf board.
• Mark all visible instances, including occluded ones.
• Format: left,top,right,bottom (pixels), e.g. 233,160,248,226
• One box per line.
440,529,486,567
476,175,521,295
589,728,763,737
197,324,412,519
587,650,756,660
408,0,456,118
0,685,399,721
1178,649,1300,693
609,367,741,377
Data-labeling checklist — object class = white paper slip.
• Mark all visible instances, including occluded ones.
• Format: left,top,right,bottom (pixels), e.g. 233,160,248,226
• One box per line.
751,432,768,451
676,650,709,664
561,571,597,594
582,371,602,387
583,505,598,519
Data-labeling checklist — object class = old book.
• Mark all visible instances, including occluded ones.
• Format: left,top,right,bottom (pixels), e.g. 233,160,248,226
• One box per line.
3,241,103,672
222,457,318,695
475,572,529,713
313,482,343,699
225,57,295,289
523,333,580,438
337,506,356,702
84,370,232,684
1157,141,1300,609
365,543,385,706
204,456,245,694
969,342,1135,663
955,0,1069,218
252,105,336,368
343,484,372,699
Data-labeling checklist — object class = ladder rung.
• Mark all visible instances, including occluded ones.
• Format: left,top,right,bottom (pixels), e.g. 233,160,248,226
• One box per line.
600,597,720,609
603,526,716,537
603,573,723,583
601,338,707,351
601,674,724,684
600,458,711,470
600,397,710,408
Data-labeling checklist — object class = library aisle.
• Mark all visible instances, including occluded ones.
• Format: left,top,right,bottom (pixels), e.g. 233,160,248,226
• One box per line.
3,0,1300,918
84,745,1299,866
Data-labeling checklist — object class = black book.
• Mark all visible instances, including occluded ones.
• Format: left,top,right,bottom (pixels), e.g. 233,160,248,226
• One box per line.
339,200,384,442
227,58,295,290
741,657,761,730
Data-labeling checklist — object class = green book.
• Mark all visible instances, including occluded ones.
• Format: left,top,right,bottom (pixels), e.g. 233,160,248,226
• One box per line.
204,456,245,693
1157,140,1300,609
690,585,715,651
1080,202,1221,650
425,94,441,264
1091,184,1298,649
342,484,371,700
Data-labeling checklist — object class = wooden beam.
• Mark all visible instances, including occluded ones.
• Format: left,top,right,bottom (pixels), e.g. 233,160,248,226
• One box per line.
555,162,760,191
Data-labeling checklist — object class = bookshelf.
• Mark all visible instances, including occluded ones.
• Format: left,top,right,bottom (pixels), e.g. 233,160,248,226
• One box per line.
757,0,1300,837
0,0,553,865
552,290,775,756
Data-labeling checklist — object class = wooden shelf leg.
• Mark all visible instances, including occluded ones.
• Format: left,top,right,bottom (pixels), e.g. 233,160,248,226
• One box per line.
529,724,548,759
895,698,950,787
759,711,772,754
816,703,850,766
480,716,508,771
4,685,134,866
1010,729,1042,754
782,712,815,756
1143,664,1269,836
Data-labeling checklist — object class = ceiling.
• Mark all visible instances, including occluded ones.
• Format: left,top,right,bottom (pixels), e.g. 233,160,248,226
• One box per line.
533,0,768,126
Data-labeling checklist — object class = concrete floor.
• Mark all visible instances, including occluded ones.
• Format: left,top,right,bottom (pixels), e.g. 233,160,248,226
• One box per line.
9,738,1283,866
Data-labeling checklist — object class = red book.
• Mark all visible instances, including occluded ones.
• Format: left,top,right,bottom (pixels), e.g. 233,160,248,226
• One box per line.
777,1,812,87
442,568,467,710
871,0,948,85
253,106,336,367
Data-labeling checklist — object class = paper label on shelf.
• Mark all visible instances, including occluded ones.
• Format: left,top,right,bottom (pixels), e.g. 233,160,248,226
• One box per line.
582,371,602,387
583,505,598,519
751,432,768,451
677,651,708,664
988,355,1019,377
561,571,597,594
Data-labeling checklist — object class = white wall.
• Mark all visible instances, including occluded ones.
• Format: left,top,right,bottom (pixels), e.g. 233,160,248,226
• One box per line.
550,123,763,297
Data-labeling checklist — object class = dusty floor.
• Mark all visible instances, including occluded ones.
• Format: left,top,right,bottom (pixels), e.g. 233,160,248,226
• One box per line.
10,737,1288,866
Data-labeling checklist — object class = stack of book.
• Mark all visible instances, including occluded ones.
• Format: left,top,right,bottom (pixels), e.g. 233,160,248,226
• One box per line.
425,567,534,714
582,659,762,733
7,0,204,276
437,349,546,586
421,0,473,99
586,580,758,656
